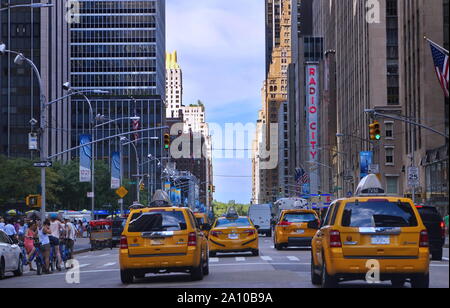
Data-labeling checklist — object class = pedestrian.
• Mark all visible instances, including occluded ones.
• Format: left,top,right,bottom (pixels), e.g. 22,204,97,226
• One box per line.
0,217,5,232
78,220,84,238
39,219,52,274
4,218,18,243
25,221,38,271
49,214,64,271
64,218,76,260
14,219,20,234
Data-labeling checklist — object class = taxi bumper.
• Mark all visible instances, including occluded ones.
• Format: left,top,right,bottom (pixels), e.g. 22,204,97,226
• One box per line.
119,249,200,272
209,237,258,253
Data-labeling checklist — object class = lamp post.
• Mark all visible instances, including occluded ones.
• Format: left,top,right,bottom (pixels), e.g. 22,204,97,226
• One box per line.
0,46,48,218
120,137,141,203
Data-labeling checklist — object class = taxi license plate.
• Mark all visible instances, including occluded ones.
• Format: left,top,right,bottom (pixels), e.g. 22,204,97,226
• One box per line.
296,230,305,234
151,239,164,246
371,235,390,245
228,234,239,240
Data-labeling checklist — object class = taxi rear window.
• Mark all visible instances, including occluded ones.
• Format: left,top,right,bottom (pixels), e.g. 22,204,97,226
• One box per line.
341,201,418,228
283,213,316,223
127,211,187,232
216,218,251,227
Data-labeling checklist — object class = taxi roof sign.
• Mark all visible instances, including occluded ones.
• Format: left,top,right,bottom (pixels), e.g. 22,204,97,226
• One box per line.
355,174,386,196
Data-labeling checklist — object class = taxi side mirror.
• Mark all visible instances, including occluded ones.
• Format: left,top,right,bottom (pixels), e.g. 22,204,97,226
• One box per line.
254,225,260,230
307,221,320,230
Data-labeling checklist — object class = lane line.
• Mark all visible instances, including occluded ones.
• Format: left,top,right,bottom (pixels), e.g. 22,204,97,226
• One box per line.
209,258,219,263
260,256,273,261
236,257,246,262
79,264,90,268
102,262,116,267
287,256,300,261
97,254,110,258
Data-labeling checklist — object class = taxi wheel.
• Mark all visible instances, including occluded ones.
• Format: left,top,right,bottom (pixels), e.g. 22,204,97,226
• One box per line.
190,259,204,281
431,249,443,261
310,253,321,285
120,270,134,284
391,278,406,288
411,274,429,289
203,253,210,276
252,249,259,256
321,257,337,288
275,243,283,251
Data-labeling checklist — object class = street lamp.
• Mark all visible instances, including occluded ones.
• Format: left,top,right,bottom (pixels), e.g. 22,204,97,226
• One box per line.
1,45,47,218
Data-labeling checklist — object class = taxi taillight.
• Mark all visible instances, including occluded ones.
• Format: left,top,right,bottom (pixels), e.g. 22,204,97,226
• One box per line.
120,236,128,249
329,230,342,248
419,230,429,247
440,221,446,239
211,231,223,237
278,221,291,227
188,232,197,246
243,229,255,236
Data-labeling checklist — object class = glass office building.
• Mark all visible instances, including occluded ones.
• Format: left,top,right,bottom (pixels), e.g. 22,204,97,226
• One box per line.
70,0,166,200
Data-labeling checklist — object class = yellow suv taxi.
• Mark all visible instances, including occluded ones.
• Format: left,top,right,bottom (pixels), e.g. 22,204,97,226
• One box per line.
274,209,320,250
209,213,259,257
311,175,430,288
119,205,209,283
194,212,211,238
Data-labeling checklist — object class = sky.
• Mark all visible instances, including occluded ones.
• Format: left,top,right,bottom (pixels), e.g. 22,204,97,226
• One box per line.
166,0,265,204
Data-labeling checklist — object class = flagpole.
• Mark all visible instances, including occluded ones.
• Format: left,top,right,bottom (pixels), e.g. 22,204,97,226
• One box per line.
424,36,449,55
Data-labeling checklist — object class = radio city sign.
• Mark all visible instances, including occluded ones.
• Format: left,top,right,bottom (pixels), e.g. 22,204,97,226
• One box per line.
306,64,319,163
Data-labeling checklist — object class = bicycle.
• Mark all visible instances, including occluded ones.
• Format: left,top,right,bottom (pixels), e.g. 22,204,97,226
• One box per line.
59,238,72,269
28,240,45,276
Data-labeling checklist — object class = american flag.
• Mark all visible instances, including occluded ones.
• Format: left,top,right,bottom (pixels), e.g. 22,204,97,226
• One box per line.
132,116,140,141
429,40,449,97
295,167,310,185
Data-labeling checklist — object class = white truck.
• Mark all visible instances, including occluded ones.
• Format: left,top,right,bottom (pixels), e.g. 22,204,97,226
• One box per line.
272,198,308,222
248,204,273,237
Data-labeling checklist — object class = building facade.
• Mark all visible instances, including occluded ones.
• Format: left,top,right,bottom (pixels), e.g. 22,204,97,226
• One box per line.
70,0,166,200
165,50,183,118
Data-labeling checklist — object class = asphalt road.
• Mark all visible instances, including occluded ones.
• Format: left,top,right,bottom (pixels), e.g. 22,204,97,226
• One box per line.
0,236,448,288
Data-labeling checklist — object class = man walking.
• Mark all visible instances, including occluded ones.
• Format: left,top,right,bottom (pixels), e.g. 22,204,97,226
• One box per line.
64,218,76,260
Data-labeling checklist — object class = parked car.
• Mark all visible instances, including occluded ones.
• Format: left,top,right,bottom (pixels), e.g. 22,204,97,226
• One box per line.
416,205,446,261
112,218,126,246
0,230,23,279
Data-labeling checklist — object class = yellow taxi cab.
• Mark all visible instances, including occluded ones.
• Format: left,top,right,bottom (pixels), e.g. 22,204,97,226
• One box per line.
311,175,430,288
119,190,209,284
209,212,259,257
274,209,320,250
194,212,211,238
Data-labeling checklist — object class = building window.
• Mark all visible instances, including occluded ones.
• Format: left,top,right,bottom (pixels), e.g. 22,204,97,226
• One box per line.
386,176,398,194
385,122,394,139
385,147,394,165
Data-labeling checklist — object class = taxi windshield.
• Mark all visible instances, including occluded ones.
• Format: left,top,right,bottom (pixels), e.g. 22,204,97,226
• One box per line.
215,217,251,228
342,201,418,228
127,211,187,232
283,213,316,223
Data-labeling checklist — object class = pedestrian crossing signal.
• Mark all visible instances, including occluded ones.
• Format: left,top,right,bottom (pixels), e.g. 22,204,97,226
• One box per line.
369,121,381,141
26,195,41,208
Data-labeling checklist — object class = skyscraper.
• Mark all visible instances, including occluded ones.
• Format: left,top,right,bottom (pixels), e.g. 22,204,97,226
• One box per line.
70,0,166,198
165,50,183,118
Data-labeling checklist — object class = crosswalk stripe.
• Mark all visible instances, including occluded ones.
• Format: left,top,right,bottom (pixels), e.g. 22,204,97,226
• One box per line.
103,262,116,267
236,257,246,262
260,256,272,261
442,257,449,261
287,256,299,261
79,264,90,268
209,258,219,263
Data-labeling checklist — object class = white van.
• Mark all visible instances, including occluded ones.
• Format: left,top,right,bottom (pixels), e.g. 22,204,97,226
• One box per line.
248,204,273,237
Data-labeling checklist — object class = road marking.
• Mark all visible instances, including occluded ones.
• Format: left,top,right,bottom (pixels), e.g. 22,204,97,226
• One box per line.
97,254,110,257
211,262,310,267
442,257,449,261
209,258,219,263
260,256,273,261
287,256,300,261
102,262,116,267
430,264,449,267
236,257,246,262
79,264,90,268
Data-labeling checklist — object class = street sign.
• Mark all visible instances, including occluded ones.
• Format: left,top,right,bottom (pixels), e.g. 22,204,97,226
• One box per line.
28,133,38,150
116,186,129,198
87,192,94,198
33,161,52,168
407,166,420,187
368,164,379,174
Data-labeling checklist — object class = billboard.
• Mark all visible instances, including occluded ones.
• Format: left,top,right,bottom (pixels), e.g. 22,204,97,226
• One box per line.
79,134,92,183
111,152,121,189
360,151,374,179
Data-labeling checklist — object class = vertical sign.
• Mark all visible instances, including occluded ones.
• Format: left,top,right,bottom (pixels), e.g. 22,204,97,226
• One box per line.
111,152,121,190
360,151,374,179
79,135,92,183
306,64,319,194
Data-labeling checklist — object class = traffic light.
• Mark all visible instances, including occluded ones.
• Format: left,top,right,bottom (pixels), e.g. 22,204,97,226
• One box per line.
26,195,41,208
164,133,171,150
369,121,382,141
212,186,215,193
140,182,145,191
